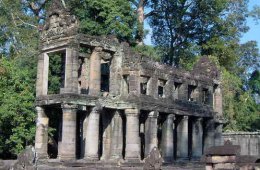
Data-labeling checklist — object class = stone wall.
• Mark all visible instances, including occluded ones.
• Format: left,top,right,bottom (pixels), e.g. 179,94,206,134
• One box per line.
223,132,260,156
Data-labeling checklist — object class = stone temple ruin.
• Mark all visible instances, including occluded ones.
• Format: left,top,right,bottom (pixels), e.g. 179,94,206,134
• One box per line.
34,0,224,167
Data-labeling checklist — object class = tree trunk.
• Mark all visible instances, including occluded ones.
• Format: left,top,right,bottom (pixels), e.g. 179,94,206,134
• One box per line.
136,0,145,45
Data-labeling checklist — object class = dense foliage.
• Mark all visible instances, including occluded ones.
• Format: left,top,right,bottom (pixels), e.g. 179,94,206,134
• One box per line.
0,0,259,158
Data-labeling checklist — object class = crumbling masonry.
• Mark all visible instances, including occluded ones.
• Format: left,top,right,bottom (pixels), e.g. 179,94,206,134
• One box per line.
35,0,224,163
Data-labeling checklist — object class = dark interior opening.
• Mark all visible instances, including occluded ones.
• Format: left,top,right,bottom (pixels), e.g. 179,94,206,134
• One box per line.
174,82,182,99
140,82,147,94
122,112,126,159
188,85,196,101
101,62,110,92
45,107,62,159
123,75,129,94
139,111,148,160
158,114,167,154
202,88,209,104
158,86,164,98
174,116,182,160
188,117,193,160
48,52,65,94
76,111,86,159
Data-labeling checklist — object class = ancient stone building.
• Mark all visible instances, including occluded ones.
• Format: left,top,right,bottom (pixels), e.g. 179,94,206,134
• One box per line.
35,0,224,164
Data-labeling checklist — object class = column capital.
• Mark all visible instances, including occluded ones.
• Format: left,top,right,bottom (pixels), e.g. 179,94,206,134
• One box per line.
148,111,159,118
91,106,102,114
36,106,47,118
183,115,189,120
61,104,78,111
93,46,103,52
125,108,139,116
167,114,175,119
196,117,203,122
113,110,121,117
36,106,44,113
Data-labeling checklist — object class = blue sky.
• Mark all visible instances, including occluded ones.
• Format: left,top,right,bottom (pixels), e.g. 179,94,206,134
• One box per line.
241,0,260,49
145,0,260,49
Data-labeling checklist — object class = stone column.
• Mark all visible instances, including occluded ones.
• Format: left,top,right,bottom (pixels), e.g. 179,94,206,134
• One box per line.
192,118,203,159
147,76,158,98
89,47,102,96
128,70,140,96
85,106,101,160
63,48,79,93
145,111,158,157
125,108,141,161
164,80,173,98
110,110,123,160
161,114,175,162
204,119,215,152
178,83,188,100
176,116,189,159
214,86,223,116
36,53,49,96
35,106,49,159
59,104,78,160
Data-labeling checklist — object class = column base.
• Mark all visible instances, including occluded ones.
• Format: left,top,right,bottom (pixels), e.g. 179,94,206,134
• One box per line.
110,155,122,161
36,152,48,159
59,155,76,161
163,157,174,163
176,157,189,161
84,155,99,161
124,157,141,163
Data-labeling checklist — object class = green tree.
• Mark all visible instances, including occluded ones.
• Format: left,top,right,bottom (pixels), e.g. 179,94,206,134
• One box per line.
67,0,137,43
0,57,36,158
249,70,260,95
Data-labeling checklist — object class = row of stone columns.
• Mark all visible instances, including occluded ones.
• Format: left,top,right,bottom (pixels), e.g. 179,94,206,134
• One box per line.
35,106,216,161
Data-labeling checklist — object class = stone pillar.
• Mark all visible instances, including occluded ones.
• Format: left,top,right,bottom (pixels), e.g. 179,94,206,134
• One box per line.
145,111,158,157
161,114,175,162
164,80,174,98
178,83,188,100
36,53,49,96
147,76,158,98
215,123,223,146
177,116,189,159
109,50,123,96
125,108,141,161
63,48,79,93
85,106,101,160
35,106,49,159
59,104,78,160
214,86,223,116
110,110,123,160
192,118,203,159
128,70,140,96
79,57,90,94
204,119,215,152
89,47,102,96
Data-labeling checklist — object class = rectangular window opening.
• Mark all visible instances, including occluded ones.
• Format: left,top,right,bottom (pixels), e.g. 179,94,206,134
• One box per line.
101,61,110,93
158,79,166,98
188,85,196,101
202,88,209,104
48,51,65,95
173,82,182,99
140,76,149,95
